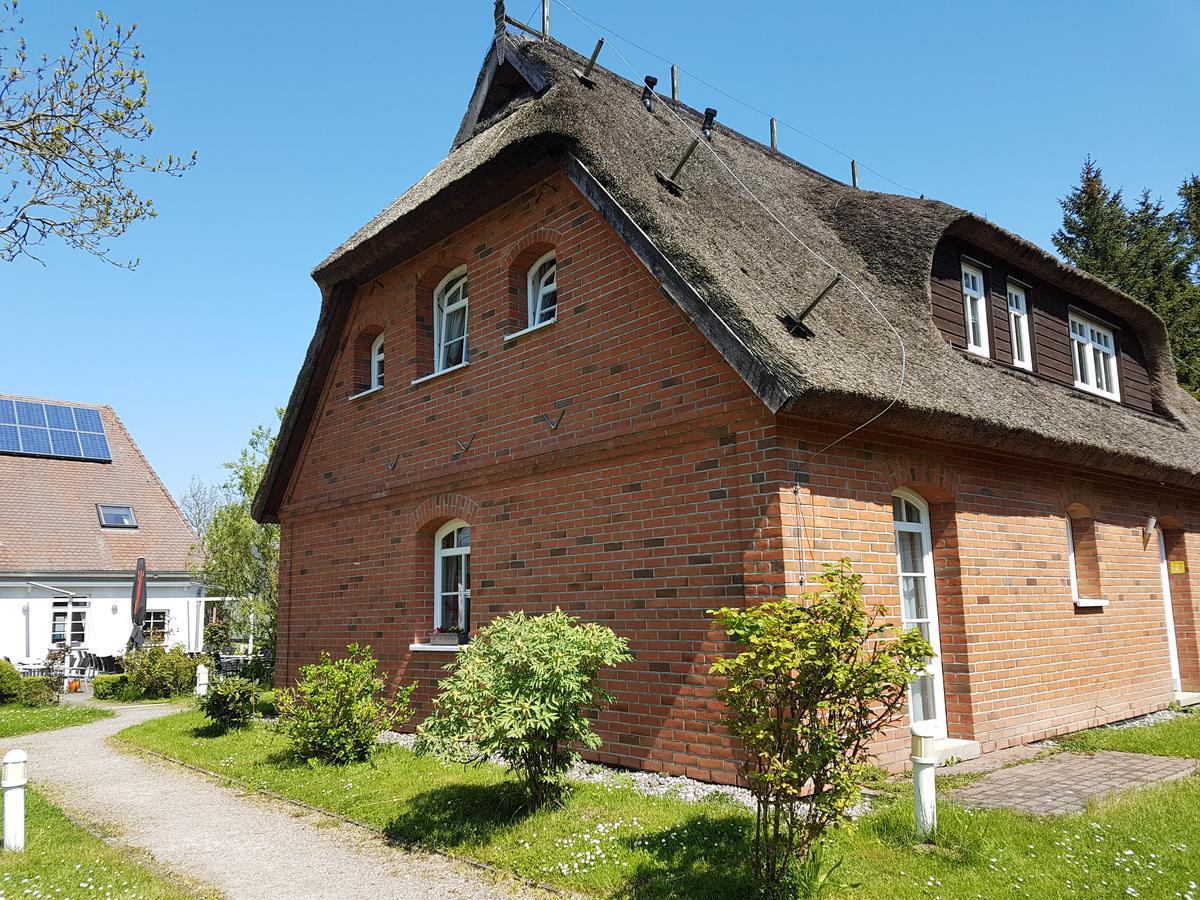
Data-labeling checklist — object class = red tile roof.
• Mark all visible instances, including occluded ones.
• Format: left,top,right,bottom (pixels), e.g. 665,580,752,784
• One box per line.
0,395,196,573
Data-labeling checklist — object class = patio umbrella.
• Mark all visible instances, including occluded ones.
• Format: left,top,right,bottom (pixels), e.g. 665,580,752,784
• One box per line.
129,557,147,648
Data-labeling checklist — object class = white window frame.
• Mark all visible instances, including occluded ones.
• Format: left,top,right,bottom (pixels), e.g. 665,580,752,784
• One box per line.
1006,282,1033,371
960,261,990,358
51,599,89,645
433,519,471,632
433,267,469,374
370,333,385,390
892,489,947,739
527,251,558,327
143,609,169,641
1069,313,1120,400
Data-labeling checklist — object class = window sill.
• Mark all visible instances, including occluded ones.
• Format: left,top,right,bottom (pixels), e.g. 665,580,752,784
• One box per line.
409,643,465,652
411,362,469,387
1073,597,1109,608
1073,381,1121,402
348,385,383,401
503,318,556,343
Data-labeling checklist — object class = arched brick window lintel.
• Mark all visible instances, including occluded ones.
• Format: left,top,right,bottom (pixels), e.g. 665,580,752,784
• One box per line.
881,453,961,503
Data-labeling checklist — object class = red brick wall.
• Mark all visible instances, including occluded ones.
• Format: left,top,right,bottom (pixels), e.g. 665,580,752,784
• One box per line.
276,171,784,783
276,168,1200,784
778,417,1200,764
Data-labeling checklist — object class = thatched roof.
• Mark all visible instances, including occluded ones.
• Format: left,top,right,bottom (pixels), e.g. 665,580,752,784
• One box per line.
255,33,1200,520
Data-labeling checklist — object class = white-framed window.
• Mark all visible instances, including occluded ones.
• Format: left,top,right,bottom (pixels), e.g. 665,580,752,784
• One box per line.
960,261,990,357
527,252,558,327
1006,282,1033,371
369,333,385,390
144,609,169,641
433,519,471,632
433,267,469,372
51,601,88,645
891,490,946,738
97,504,137,528
1069,313,1120,399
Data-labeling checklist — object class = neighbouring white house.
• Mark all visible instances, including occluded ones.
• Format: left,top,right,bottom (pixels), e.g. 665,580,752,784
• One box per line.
0,394,212,664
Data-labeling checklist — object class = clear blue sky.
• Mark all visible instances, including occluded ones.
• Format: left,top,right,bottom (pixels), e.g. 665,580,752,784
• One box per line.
4,1,1197,503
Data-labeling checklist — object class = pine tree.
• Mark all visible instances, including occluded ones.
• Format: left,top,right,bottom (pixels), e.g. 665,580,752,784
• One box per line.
1054,159,1200,398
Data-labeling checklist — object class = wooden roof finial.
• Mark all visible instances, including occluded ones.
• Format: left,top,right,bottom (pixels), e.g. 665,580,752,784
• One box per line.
494,0,506,37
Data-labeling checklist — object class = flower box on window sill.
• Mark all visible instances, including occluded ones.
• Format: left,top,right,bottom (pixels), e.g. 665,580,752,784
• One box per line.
428,630,469,646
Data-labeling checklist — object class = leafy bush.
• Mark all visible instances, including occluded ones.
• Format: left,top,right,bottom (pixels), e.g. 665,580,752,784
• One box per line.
198,676,258,731
19,676,59,707
240,655,275,687
710,558,931,898
415,608,632,809
203,620,232,653
274,644,412,764
92,674,128,701
122,644,204,699
0,660,22,704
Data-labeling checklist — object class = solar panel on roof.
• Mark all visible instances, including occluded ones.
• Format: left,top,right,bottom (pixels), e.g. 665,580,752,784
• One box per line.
0,398,111,462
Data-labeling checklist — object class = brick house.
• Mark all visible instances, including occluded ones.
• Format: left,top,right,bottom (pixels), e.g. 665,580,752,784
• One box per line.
254,26,1200,780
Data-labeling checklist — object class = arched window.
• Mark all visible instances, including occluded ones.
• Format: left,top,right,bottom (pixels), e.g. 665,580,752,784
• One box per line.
892,489,946,737
369,332,385,390
434,267,469,372
434,519,471,633
527,251,557,326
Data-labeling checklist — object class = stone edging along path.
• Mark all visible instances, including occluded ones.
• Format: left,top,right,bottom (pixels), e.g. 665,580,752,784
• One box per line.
3,703,551,900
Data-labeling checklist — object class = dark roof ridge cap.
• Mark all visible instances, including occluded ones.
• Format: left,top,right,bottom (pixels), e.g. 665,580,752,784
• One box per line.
517,37,848,193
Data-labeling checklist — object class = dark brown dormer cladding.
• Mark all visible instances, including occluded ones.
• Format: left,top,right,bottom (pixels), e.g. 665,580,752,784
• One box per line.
931,236,1156,415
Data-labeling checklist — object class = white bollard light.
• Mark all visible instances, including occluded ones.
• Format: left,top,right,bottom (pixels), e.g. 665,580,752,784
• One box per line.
3,748,28,852
910,722,937,840
194,663,210,697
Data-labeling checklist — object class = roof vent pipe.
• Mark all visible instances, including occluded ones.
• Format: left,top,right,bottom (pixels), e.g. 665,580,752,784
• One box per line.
701,107,717,141
641,76,658,112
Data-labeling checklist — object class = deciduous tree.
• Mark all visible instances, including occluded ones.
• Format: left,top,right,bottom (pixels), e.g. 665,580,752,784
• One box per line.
0,2,195,265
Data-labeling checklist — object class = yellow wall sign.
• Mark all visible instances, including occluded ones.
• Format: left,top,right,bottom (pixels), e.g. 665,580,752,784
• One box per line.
1169,560,1187,575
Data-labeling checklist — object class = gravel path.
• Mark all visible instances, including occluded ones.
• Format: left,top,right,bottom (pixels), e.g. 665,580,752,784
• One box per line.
4,704,543,899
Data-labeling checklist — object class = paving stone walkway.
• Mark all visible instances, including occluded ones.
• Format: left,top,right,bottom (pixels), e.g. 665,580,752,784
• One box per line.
954,750,1198,815
4,703,543,899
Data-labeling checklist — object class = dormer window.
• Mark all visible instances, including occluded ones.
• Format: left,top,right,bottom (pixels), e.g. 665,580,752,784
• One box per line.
97,504,137,528
1007,282,1032,371
1069,314,1120,400
960,262,990,358
369,333,385,390
527,252,557,327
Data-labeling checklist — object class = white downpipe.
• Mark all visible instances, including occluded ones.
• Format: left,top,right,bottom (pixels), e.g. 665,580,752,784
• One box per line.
911,722,937,839
1158,530,1182,693
3,749,28,852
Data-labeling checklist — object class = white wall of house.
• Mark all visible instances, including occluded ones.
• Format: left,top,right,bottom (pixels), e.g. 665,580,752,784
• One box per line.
0,572,210,662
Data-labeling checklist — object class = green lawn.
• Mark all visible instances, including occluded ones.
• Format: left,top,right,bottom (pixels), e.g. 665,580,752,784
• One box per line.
0,789,208,898
0,704,112,739
116,710,1200,899
1059,707,1200,758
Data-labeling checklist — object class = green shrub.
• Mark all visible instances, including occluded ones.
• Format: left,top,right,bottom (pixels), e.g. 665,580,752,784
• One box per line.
19,676,59,707
92,674,129,701
198,676,258,731
256,689,277,718
203,620,232,653
415,608,631,809
274,644,412,764
709,558,931,898
0,660,22,704
240,656,275,687
122,644,204,699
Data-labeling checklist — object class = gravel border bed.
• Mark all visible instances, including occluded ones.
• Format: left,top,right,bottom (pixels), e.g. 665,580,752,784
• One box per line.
377,731,873,816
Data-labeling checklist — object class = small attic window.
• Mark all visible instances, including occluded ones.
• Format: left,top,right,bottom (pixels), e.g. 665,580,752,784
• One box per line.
97,504,137,528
